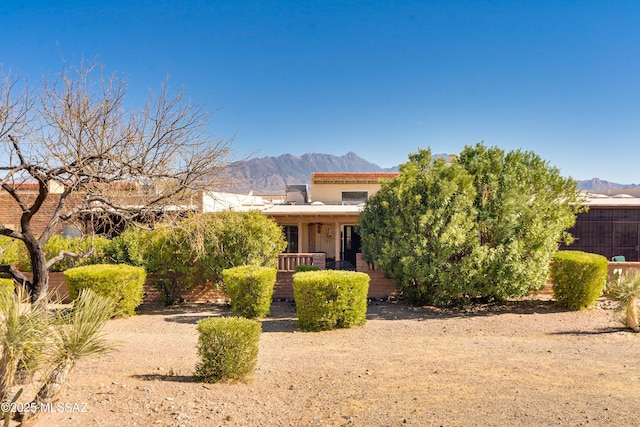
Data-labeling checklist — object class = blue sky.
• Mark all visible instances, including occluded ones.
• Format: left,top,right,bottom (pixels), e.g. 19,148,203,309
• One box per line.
2,0,640,183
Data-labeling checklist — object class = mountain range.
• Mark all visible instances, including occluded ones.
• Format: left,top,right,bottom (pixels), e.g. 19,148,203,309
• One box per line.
225,152,637,195
227,152,399,193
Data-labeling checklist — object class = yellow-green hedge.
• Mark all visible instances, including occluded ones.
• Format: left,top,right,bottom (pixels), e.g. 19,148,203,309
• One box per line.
64,264,146,317
551,251,608,310
194,316,261,383
293,270,370,331
222,266,277,318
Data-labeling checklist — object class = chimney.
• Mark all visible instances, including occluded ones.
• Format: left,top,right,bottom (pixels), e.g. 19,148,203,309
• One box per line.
285,184,308,204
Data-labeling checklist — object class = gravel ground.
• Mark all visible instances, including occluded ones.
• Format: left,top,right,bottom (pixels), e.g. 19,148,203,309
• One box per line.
26,296,640,426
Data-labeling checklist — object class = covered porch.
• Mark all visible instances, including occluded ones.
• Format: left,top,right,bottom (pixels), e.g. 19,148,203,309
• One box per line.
261,202,364,268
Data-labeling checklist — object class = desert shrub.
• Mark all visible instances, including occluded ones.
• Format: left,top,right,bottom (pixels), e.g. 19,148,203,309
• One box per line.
64,264,146,317
0,287,114,422
194,317,261,383
293,270,370,331
295,264,320,272
0,234,112,272
223,266,277,318
100,228,147,267
108,212,286,305
0,278,14,298
550,251,608,310
178,211,287,282
45,234,113,271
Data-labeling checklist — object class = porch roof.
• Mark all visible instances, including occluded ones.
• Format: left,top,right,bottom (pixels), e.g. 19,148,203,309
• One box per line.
582,193,640,207
260,203,362,216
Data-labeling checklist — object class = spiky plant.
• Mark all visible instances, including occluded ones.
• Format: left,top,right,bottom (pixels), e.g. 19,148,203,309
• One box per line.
0,287,49,404
607,270,640,332
22,289,115,422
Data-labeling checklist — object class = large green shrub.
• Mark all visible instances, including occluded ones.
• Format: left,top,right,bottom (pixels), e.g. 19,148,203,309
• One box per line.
108,212,286,305
64,264,146,317
223,266,277,318
550,251,608,310
293,270,370,331
358,145,583,306
194,317,261,383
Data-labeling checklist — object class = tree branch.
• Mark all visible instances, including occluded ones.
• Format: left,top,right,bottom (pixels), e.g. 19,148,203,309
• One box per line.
0,264,33,293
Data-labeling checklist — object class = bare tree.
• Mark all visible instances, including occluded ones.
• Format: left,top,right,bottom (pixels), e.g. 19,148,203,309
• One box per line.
0,62,233,302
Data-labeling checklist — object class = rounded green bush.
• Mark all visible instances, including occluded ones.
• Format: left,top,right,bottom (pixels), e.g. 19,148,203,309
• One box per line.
223,266,277,318
194,316,261,383
550,251,608,310
293,270,370,331
64,264,146,317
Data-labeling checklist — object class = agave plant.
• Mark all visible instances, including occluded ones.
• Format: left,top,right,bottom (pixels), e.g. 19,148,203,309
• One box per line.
0,287,49,404
607,270,640,332
21,288,116,422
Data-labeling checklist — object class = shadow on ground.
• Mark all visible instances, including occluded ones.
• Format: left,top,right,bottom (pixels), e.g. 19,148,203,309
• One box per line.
135,298,576,333
549,327,628,335
131,374,195,383
365,298,569,321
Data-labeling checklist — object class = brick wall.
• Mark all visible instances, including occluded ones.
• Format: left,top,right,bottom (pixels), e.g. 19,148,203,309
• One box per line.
26,254,399,308
34,260,638,308
355,253,398,298
0,192,85,235
270,255,398,300
608,262,640,281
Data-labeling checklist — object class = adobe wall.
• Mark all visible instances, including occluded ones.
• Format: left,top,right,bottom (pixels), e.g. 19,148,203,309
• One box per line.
0,192,85,235
32,261,640,309
37,273,228,306
608,262,640,281
34,256,398,306
355,253,398,299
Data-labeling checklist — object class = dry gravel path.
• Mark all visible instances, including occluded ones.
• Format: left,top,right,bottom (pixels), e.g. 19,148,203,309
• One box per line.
31,297,640,426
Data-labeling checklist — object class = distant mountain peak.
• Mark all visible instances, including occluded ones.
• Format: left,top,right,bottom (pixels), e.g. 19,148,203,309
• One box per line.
578,178,640,196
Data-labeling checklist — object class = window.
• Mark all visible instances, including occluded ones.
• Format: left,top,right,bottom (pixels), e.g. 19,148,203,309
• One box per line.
341,191,368,203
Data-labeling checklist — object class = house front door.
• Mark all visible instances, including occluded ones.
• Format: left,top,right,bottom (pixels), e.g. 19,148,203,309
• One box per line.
342,225,361,269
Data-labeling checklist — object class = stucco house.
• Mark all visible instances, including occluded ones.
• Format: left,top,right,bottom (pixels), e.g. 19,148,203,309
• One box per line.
205,172,399,267
202,171,401,299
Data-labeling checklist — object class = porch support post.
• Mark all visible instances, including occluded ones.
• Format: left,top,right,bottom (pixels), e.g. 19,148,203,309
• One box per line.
297,221,303,253
334,221,341,261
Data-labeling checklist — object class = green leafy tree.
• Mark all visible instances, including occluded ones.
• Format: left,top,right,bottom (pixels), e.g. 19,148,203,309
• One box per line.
359,144,583,306
458,143,583,299
359,150,480,305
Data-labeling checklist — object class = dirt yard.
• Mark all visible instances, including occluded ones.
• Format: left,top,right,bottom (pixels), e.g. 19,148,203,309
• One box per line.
31,296,640,426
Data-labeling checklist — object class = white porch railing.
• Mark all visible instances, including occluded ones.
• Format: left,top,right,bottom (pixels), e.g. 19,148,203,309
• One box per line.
278,253,326,272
